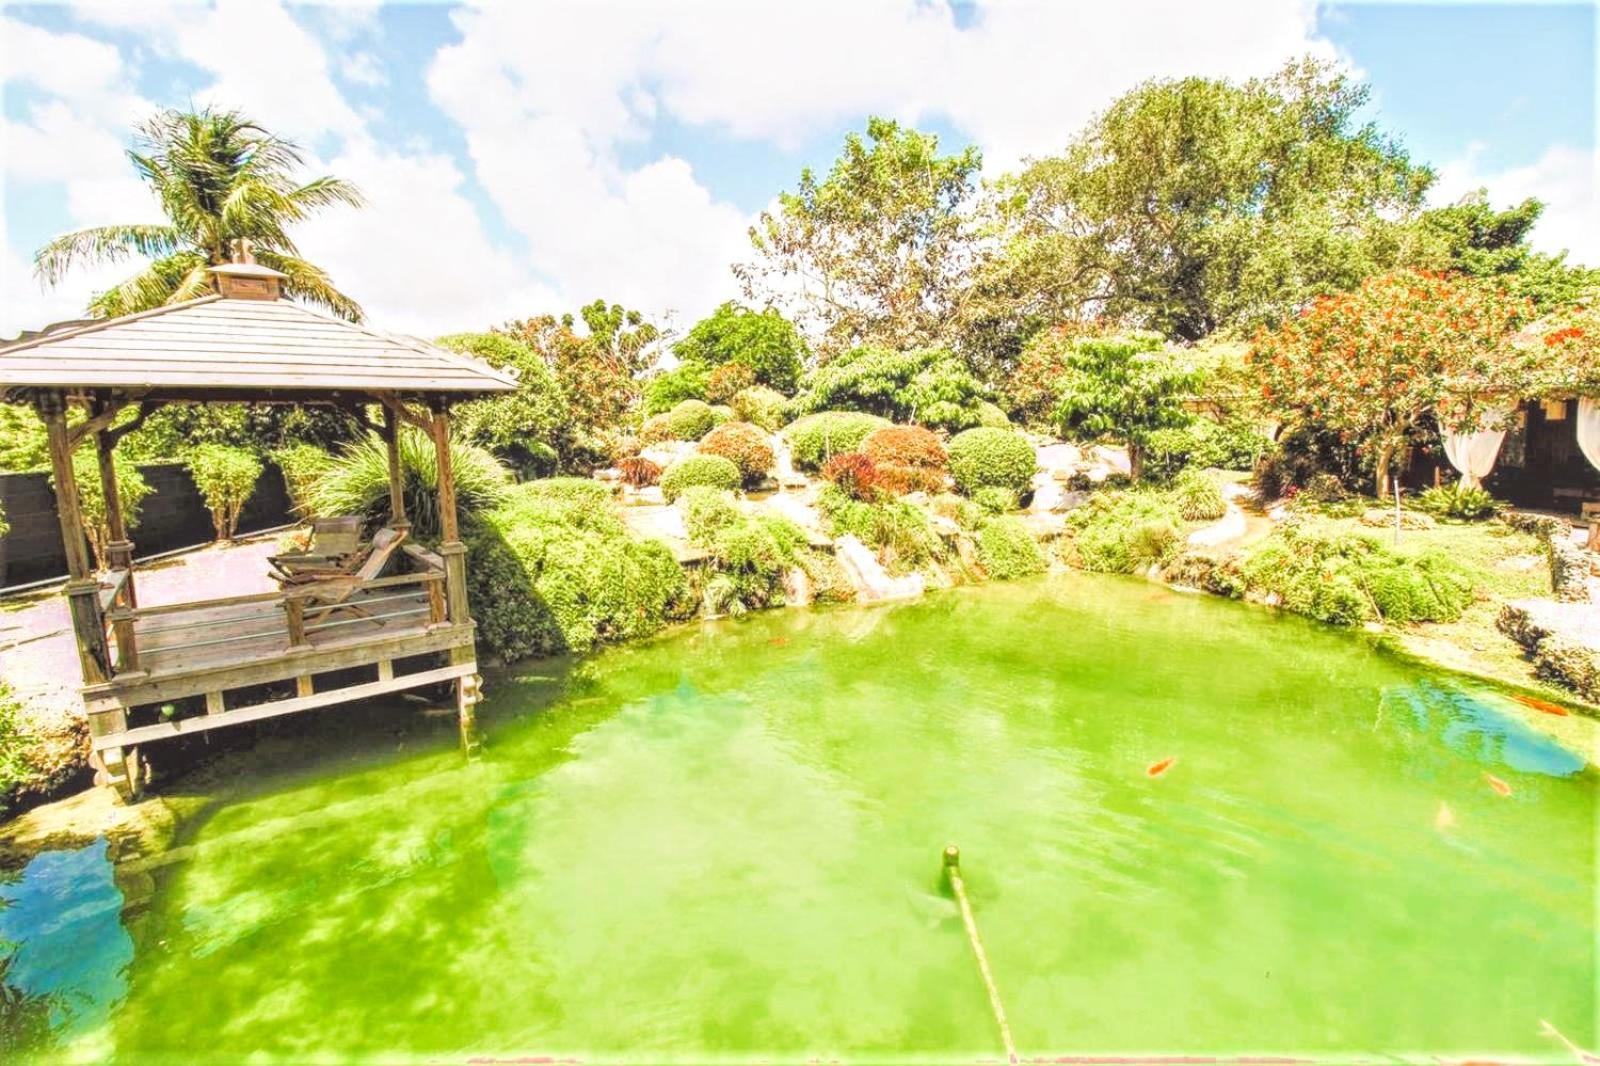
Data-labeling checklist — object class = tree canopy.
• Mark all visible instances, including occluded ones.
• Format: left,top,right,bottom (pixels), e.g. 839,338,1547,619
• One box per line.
672,301,808,392
1051,334,1198,480
34,107,364,319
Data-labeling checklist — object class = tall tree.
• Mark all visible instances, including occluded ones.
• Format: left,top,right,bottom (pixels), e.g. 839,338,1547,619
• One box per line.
1404,190,1599,308
979,58,1432,347
34,107,364,319
738,117,982,357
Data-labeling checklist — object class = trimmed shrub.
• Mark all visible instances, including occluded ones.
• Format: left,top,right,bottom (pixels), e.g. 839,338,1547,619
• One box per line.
862,425,947,470
272,443,331,516
977,516,1047,579
783,411,891,471
730,386,788,431
698,421,774,485
639,413,675,446
788,345,989,431
1061,490,1183,573
1414,484,1502,521
1172,468,1227,521
875,465,946,496
643,363,710,416
947,427,1037,496
821,452,882,502
187,443,264,541
57,449,153,569
666,399,720,441
705,363,756,404
975,402,1012,429
1239,526,1473,626
302,429,510,541
972,486,1018,514
618,456,661,488
816,484,945,571
660,454,741,502
1144,417,1273,482
467,479,688,660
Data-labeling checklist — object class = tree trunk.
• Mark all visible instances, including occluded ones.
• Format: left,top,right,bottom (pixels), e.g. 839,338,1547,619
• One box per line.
1374,444,1393,499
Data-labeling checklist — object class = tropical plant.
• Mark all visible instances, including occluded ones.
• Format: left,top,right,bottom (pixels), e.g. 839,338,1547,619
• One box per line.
438,333,568,473
34,107,363,318
186,443,263,540
301,429,510,540
815,485,945,571
56,449,152,569
1249,269,1532,494
1414,484,1502,521
1052,334,1198,481
660,455,741,502
675,302,808,391
946,427,1037,496
782,411,891,471
787,345,989,430
698,422,775,486
679,487,810,614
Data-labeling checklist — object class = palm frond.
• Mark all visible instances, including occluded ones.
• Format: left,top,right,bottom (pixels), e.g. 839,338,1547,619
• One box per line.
33,224,183,285
254,250,364,322
287,176,365,213
86,251,207,317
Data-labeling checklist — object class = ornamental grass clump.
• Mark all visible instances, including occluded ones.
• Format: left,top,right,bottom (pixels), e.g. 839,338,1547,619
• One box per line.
1414,484,1502,521
782,411,891,471
1239,525,1473,626
946,427,1037,496
976,516,1047,579
816,484,945,571
678,486,810,614
697,421,775,486
302,428,510,541
660,454,741,502
187,443,263,540
467,478,689,660
1172,468,1227,521
272,442,331,515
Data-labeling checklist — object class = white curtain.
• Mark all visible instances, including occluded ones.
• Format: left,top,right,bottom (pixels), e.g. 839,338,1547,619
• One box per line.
1578,397,1600,474
1442,405,1512,489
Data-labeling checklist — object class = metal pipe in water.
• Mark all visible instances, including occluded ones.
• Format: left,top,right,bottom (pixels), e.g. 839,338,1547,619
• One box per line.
942,844,1018,1064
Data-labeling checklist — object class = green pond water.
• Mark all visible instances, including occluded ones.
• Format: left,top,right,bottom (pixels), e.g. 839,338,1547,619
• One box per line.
2,575,1595,1062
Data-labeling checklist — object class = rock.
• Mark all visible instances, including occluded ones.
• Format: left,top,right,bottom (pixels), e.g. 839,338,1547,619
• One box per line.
782,567,813,608
640,441,695,469
1535,638,1600,702
1034,442,1082,476
1358,507,1435,530
594,467,622,482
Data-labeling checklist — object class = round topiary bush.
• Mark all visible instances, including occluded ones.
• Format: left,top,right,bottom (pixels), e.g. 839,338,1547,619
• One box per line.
947,427,1037,496
639,413,674,446
729,386,788,431
667,399,719,441
975,401,1012,429
698,421,775,486
660,454,741,502
976,516,1047,579
783,411,891,471
972,486,1018,514
862,425,947,470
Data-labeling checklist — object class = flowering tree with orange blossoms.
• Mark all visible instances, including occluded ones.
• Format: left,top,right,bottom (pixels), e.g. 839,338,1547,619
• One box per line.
1249,270,1533,495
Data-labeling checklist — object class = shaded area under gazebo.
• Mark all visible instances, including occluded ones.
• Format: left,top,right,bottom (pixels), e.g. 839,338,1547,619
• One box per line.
0,263,517,800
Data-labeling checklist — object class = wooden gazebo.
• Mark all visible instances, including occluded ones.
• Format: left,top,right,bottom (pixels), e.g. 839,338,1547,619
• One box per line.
0,263,517,799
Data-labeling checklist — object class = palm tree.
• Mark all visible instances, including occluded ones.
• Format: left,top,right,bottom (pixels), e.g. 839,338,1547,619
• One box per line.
34,108,365,320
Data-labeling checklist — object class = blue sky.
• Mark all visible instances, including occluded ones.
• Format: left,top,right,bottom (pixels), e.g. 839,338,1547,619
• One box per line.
1,1,1594,339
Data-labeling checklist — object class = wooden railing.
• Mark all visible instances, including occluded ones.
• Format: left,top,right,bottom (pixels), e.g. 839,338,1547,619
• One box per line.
99,569,137,673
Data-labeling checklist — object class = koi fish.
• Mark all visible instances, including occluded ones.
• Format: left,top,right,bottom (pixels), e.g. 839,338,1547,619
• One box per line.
768,636,789,647
1435,801,1455,830
1146,757,1176,778
1512,693,1569,717
1484,773,1513,797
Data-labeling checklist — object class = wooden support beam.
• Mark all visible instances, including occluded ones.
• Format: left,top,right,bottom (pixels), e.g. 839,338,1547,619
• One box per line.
428,401,459,544
37,392,110,684
205,691,225,716
382,402,409,532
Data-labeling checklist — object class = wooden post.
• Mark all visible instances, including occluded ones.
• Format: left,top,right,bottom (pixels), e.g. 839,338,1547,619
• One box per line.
95,408,137,607
284,595,308,648
382,402,410,533
37,393,110,686
427,400,480,754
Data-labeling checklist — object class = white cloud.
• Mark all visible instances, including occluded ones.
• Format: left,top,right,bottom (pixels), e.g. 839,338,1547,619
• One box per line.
342,51,388,88
1434,143,1600,267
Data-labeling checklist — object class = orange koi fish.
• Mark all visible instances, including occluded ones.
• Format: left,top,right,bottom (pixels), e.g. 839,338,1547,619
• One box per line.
1512,693,1569,717
1146,757,1176,778
768,636,789,648
1484,773,1513,797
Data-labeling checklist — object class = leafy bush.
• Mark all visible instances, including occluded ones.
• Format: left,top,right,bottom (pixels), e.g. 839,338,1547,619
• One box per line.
975,402,1012,429
618,456,661,487
1414,484,1502,520
783,411,891,471
729,386,788,431
0,499,8,539
679,486,809,613
660,454,741,502
643,363,710,416
674,302,808,392
0,404,47,471
639,413,674,446
976,516,1047,579
947,427,1037,496
698,421,775,486
1239,525,1473,625
186,443,263,540
467,479,688,660
1144,417,1272,482
439,332,567,472
1061,490,1183,573
57,449,152,568
0,682,43,815
862,425,947,469
272,443,331,515
816,484,945,570
1172,468,1227,521
820,452,882,501
1052,334,1197,481
666,399,720,441
973,486,1018,514
788,346,990,430
302,429,510,540
705,363,756,404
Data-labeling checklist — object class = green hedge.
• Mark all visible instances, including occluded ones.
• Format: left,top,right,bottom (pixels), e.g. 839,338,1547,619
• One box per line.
947,427,1036,495
783,412,891,471
467,479,688,661
976,516,1047,579
661,455,741,502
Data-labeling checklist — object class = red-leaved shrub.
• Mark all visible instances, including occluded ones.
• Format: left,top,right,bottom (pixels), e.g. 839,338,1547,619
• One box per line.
618,455,662,487
875,464,946,495
821,452,882,501
697,420,775,485
862,424,947,470
705,363,757,404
